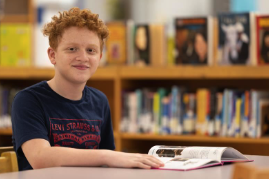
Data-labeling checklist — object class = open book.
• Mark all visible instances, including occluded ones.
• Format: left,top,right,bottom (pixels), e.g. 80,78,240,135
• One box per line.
148,145,253,171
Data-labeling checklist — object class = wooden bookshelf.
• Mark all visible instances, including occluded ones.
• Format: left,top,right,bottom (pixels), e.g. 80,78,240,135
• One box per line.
1,66,269,154
0,128,12,135
0,66,118,80
1,15,29,23
120,133,269,144
1,0,269,155
120,66,269,79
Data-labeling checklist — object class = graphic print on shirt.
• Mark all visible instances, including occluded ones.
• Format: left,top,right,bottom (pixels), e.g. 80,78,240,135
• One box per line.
49,118,101,149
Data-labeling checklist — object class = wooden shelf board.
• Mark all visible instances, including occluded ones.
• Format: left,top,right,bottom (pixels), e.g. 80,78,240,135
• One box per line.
120,66,269,79
91,66,118,80
120,133,269,144
0,66,118,80
1,15,29,23
2,66,269,80
0,128,12,135
0,67,54,79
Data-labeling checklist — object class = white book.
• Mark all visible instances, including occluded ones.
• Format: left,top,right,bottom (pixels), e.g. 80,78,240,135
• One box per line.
148,145,252,171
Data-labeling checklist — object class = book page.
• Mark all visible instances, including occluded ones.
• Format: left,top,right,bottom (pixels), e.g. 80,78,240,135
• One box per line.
221,147,248,161
181,147,227,161
158,157,220,170
148,145,187,158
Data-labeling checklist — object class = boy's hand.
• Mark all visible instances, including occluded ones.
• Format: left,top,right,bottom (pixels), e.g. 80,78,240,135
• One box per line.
104,151,164,169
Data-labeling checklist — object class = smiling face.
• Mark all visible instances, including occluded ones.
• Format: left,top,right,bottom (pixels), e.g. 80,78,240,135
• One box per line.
48,26,102,85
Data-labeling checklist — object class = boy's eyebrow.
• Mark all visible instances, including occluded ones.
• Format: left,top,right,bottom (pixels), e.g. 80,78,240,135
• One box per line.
64,42,99,48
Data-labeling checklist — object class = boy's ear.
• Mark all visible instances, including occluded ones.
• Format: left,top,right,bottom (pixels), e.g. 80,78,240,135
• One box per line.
99,53,102,60
47,47,56,65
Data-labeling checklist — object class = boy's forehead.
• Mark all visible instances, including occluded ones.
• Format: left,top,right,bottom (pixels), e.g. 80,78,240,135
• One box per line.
59,27,100,45
63,26,97,35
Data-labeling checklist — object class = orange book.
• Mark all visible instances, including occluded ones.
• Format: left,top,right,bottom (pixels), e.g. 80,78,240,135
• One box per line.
106,21,126,65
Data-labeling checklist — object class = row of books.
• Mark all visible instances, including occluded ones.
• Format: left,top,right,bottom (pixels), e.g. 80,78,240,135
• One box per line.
120,87,269,138
105,12,269,66
1,12,269,68
0,86,19,128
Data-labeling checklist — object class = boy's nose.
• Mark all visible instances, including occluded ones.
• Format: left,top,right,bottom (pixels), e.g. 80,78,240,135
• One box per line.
76,51,88,61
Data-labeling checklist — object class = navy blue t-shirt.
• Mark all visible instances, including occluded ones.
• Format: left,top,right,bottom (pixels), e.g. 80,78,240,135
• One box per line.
11,81,115,171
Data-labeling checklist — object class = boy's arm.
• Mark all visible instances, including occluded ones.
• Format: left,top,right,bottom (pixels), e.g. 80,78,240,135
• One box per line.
22,139,164,169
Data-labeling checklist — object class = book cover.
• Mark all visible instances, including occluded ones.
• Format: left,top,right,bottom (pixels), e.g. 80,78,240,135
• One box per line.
214,92,223,136
106,21,127,65
158,88,167,134
183,93,196,134
257,99,269,138
174,17,212,65
256,15,269,65
0,24,32,67
150,24,166,66
240,91,250,137
218,12,254,65
128,92,138,133
153,92,160,134
208,88,217,136
196,89,209,135
161,96,171,134
120,91,129,133
134,24,150,66
259,99,269,137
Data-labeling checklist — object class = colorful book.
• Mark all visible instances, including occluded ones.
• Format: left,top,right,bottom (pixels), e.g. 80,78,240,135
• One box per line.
256,15,269,65
217,12,255,65
183,93,196,134
259,99,269,137
134,24,150,66
174,17,213,65
1,24,32,67
106,21,127,65
149,24,166,66
196,89,209,135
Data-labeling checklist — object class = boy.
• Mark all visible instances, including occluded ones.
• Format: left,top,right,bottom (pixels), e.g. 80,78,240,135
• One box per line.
11,7,164,171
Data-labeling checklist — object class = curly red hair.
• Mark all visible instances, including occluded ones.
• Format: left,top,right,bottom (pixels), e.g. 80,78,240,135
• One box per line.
42,7,109,51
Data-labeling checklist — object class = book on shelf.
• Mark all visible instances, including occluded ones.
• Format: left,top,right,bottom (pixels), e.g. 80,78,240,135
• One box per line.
174,17,213,65
256,15,269,65
148,145,252,171
217,12,256,65
120,87,269,138
133,23,166,66
105,21,127,65
134,24,151,66
0,86,19,129
0,24,32,67
259,99,269,137
149,24,166,66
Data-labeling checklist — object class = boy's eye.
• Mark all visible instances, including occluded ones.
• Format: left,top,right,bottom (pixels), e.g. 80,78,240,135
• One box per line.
87,49,96,53
69,47,77,51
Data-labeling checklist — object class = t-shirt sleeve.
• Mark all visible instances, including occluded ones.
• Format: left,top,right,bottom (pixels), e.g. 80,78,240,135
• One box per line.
11,90,49,152
99,97,115,150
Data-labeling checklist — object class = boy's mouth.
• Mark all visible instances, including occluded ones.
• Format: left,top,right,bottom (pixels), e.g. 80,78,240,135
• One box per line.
73,65,89,70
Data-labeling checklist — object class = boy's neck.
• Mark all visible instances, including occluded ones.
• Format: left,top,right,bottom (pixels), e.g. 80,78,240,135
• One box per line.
47,77,86,101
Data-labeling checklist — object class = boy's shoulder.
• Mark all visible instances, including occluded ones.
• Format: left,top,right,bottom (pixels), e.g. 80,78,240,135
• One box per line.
23,81,47,91
85,86,108,101
16,81,48,96
13,81,49,106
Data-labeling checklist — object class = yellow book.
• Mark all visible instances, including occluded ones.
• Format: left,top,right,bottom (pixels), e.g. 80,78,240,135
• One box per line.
153,93,160,134
1,24,31,67
106,21,126,65
196,89,208,135
235,98,242,138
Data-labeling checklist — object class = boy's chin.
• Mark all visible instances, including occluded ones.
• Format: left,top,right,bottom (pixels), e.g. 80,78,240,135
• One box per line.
70,78,90,85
